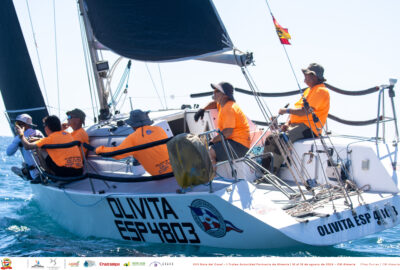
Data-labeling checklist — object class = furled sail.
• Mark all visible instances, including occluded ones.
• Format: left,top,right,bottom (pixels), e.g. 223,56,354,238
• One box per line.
84,0,233,62
0,0,48,133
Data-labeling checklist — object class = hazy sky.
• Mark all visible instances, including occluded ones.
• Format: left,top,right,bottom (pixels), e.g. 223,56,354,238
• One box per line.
1,0,399,141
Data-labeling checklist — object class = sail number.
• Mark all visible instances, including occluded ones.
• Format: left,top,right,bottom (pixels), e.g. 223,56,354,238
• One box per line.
107,197,200,244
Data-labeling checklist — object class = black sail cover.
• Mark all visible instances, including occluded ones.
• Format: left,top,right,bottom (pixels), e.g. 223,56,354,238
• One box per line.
0,0,48,134
84,0,233,61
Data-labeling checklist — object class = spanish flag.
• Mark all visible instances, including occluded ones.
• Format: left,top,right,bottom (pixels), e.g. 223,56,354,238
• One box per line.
273,17,291,45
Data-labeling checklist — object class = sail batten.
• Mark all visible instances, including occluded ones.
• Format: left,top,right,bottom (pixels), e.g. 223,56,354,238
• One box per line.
84,0,233,62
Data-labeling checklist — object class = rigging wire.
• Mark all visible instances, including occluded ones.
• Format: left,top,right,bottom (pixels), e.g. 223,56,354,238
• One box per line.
261,0,356,207
111,62,130,103
145,63,165,109
105,57,123,113
24,0,50,113
264,0,302,92
115,67,131,111
158,64,168,109
53,0,61,117
241,66,308,199
76,2,98,122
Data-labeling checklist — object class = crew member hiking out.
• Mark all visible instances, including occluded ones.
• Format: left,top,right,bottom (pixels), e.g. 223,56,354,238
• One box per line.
16,115,83,181
7,113,43,180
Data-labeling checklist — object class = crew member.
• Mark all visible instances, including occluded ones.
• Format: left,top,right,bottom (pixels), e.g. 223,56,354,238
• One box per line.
95,110,172,176
16,115,83,179
63,108,89,158
194,82,250,166
264,63,330,174
7,113,43,179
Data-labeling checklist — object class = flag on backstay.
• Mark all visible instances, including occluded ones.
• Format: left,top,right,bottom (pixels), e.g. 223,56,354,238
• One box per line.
273,16,291,45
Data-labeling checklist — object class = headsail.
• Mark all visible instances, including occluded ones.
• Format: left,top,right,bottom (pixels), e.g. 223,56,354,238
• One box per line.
0,0,48,133
84,0,233,62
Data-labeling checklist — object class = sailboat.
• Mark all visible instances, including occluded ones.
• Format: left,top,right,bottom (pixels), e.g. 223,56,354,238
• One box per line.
0,0,399,249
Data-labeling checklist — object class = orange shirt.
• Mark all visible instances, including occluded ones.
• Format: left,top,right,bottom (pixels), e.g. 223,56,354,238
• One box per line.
290,83,330,136
36,131,83,169
71,128,89,157
96,125,172,176
217,101,250,148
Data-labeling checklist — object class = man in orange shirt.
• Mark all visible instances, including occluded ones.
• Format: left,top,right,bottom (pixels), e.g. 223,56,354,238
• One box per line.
16,115,83,179
63,108,89,158
194,82,250,166
96,110,172,176
264,63,330,174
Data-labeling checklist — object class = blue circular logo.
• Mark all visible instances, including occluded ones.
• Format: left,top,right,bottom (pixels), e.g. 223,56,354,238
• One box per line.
189,199,227,238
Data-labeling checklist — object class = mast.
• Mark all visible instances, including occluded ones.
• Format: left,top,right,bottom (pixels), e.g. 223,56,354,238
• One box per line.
77,0,110,120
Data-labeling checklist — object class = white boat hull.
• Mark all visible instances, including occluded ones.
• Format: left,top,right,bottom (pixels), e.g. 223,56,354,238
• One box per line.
30,178,400,249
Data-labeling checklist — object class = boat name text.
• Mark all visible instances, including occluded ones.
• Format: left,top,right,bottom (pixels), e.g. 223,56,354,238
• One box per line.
107,197,200,244
317,206,398,237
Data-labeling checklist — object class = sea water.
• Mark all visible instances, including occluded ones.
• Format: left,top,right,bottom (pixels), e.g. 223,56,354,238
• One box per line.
1,136,400,257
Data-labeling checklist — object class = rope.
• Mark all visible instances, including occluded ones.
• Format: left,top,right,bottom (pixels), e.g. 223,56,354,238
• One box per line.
191,84,380,98
235,87,303,97
53,0,61,117
145,63,165,109
328,114,384,126
325,83,380,96
191,85,384,126
253,114,384,127
158,64,168,109
263,0,302,93
24,0,50,111
190,87,300,98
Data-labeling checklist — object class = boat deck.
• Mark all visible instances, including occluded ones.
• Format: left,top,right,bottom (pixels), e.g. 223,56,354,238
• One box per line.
47,176,233,195
253,180,396,221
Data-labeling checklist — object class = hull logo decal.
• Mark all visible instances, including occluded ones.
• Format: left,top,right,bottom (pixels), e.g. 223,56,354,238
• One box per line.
190,199,243,238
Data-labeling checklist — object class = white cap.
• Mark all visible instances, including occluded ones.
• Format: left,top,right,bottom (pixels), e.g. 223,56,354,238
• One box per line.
15,114,36,127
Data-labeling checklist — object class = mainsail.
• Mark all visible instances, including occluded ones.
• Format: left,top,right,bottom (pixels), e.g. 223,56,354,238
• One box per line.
84,0,233,62
0,0,48,133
